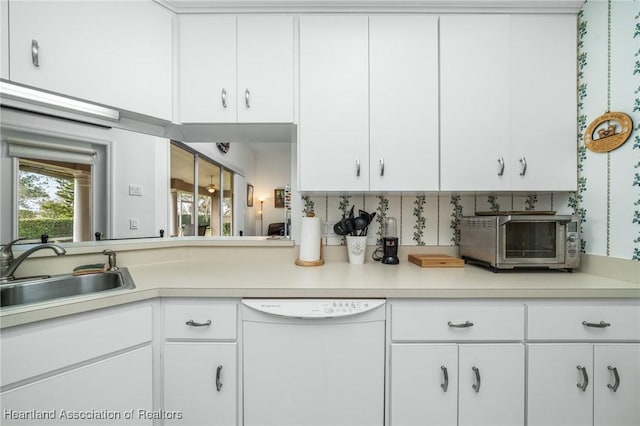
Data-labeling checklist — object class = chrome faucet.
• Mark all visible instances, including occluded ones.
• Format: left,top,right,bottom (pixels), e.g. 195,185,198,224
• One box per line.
0,239,67,283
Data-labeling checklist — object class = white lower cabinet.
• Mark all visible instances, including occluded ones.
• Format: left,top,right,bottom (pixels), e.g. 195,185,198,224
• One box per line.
528,344,640,426
161,299,239,426
391,344,458,426
1,347,153,426
389,301,526,426
390,343,524,426
458,344,524,426
163,342,237,426
527,303,640,426
0,302,153,425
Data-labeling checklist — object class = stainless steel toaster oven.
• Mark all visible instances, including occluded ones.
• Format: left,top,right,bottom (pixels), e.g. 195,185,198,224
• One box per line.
460,214,580,271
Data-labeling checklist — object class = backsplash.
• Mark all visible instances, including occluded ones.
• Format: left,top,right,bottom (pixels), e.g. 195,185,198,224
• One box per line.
306,193,574,247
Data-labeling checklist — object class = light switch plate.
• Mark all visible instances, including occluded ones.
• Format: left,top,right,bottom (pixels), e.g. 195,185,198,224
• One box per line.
129,185,143,196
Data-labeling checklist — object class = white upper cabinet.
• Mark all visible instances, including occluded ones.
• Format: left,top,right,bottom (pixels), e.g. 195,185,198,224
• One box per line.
8,0,173,120
237,15,294,123
369,15,439,191
299,14,439,192
178,14,293,124
299,15,370,192
178,15,237,123
440,15,577,192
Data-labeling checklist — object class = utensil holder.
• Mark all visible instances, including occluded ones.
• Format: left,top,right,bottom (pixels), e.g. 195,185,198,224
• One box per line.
346,236,367,264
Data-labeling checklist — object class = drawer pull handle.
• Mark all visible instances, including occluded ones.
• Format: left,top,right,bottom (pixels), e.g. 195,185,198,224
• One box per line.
216,365,223,391
577,365,589,392
607,365,620,392
245,89,250,108
185,319,212,327
582,320,611,328
448,320,474,328
440,365,449,392
472,366,481,393
31,39,40,67
497,157,505,176
221,88,227,108
519,157,527,176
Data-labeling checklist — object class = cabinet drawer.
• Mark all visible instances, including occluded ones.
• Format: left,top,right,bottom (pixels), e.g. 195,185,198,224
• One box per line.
390,302,524,341
527,305,640,341
164,300,237,340
1,303,152,387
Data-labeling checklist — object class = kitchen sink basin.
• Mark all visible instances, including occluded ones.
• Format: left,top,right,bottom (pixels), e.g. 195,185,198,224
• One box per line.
0,268,135,308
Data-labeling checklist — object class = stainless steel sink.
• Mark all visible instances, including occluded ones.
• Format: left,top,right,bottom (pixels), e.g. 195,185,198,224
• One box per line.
0,268,135,308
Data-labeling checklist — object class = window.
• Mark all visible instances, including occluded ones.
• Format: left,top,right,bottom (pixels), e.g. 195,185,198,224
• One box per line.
5,134,105,243
170,142,234,237
18,159,90,243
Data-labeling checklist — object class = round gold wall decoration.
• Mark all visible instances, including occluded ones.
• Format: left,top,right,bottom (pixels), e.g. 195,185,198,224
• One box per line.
584,112,633,153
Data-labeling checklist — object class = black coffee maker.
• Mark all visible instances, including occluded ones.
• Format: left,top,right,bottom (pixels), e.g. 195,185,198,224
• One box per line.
381,217,399,265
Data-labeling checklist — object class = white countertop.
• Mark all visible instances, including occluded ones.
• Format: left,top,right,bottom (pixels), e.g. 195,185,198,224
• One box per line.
1,244,638,328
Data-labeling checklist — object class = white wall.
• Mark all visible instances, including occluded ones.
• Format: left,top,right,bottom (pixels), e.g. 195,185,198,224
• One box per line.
110,128,169,239
0,108,169,241
253,149,291,236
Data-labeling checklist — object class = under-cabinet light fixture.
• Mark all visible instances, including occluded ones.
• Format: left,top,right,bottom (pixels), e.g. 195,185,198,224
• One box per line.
0,81,120,121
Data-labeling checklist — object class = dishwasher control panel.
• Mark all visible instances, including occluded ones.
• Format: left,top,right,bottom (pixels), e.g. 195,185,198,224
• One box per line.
242,299,386,318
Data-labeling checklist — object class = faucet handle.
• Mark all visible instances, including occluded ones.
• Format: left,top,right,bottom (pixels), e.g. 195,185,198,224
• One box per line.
103,249,119,271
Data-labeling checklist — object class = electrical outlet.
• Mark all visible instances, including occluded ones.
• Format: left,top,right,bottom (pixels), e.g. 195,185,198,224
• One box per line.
129,185,143,196
322,222,336,236
130,218,139,230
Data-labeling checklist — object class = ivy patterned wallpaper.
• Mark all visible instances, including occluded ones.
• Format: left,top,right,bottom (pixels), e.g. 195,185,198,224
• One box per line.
303,0,640,261
578,0,639,260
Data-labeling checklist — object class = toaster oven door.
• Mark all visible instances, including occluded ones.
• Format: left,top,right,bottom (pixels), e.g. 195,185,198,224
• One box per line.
497,218,565,265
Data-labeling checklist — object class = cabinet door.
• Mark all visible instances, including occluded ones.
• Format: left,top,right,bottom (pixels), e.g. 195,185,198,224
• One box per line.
178,15,237,123
594,344,640,426
440,15,510,191
458,344,525,426
164,342,237,426
9,0,172,120
390,344,457,426
299,15,369,191
237,15,293,123
369,15,439,191
0,346,153,426
508,15,577,191
527,344,593,426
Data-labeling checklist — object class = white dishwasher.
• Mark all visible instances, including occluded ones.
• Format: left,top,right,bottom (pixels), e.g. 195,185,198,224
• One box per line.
242,299,386,426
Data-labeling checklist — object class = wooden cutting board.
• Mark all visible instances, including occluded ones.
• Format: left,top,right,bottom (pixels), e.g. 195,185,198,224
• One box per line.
408,254,465,268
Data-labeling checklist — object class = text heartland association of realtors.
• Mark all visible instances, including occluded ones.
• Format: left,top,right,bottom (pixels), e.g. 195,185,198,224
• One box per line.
3,409,183,421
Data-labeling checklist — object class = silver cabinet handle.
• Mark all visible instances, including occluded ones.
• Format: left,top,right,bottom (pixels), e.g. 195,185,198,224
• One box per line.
440,366,449,392
380,158,385,177
31,40,40,67
448,320,474,328
582,321,611,328
577,365,589,392
497,157,505,176
245,89,250,108
221,88,227,109
215,365,223,391
519,157,527,176
607,365,620,392
472,366,481,393
185,319,212,327
356,159,360,177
